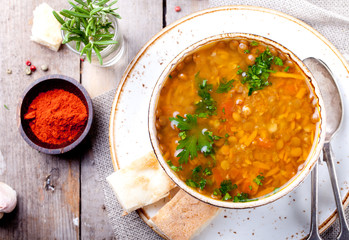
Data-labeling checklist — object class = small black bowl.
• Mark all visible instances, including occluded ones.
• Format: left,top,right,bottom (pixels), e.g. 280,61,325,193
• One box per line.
17,75,93,154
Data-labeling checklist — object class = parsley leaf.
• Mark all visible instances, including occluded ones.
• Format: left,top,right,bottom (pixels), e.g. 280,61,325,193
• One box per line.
170,114,219,164
195,75,217,117
4,105,9,110
216,79,235,93
220,180,237,196
203,167,213,176
166,160,182,172
186,179,197,188
251,40,259,46
186,165,208,190
213,189,221,196
253,175,265,186
274,56,284,66
233,192,249,202
241,47,274,96
237,69,243,75
284,66,290,72
199,179,207,190
244,49,250,54
223,192,232,201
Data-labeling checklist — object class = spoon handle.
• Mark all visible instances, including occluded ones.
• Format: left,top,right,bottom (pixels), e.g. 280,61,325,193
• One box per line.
308,162,322,240
323,142,349,240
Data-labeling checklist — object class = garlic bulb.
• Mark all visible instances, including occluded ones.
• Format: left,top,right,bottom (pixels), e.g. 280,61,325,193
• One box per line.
0,182,17,219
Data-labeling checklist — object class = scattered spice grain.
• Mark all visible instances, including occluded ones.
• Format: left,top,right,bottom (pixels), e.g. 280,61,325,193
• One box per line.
40,65,48,71
25,67,32,75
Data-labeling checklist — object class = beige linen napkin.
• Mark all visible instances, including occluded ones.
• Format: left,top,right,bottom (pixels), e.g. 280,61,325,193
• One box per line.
210,0,349,59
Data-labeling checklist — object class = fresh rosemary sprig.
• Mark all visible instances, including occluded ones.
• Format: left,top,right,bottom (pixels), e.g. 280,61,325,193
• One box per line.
53,0,121,65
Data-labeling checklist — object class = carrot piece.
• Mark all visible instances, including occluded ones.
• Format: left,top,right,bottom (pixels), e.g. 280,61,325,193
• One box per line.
257,137,274,148
212,168,224,185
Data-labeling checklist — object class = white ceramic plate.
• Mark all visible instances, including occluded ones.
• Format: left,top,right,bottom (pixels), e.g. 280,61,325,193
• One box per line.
109,6,349,239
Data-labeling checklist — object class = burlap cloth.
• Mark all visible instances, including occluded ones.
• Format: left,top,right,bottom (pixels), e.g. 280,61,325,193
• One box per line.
91,1,349,239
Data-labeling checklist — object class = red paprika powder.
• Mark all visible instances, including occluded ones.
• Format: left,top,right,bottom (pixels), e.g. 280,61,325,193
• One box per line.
24,89,88,145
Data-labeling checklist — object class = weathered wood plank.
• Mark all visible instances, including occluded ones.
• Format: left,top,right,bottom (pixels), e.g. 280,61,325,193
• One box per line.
0,1,80,239
80,0,164,239
165,0,209,25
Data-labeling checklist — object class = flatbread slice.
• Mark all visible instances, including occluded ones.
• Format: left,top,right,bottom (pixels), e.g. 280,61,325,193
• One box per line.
106,152,176,213
150,190,222,240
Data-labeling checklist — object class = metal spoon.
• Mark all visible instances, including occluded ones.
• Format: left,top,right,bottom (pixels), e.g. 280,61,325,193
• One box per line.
307,162,322,240
304,57,349,240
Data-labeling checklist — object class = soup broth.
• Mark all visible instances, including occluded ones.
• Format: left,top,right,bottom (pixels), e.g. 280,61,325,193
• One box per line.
155,38,320,202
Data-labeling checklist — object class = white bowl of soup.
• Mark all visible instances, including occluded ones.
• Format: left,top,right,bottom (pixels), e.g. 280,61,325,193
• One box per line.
148,33,326,209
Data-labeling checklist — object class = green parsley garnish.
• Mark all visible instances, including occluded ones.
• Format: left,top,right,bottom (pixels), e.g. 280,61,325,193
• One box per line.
251,41,259,46
284,66,290,72
237,69,243,75
166,160,182,172
185,165,209,190
241,47,274,96
244,49,250,54
203,167,213,176
216,79,235,93
222,107,225,114
253,175,265,186
220,180,237,196
225,133,229,138
249,185,252,190
213,189,221,196
223,192,232,201
168,74,172,79
170,114,219,164
274,56,284,66
233,192,249,202
4,105,9,110
186,179,197,188
195,77,217,117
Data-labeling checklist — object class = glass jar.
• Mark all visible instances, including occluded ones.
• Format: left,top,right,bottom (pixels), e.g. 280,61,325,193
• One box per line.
62,14,125,67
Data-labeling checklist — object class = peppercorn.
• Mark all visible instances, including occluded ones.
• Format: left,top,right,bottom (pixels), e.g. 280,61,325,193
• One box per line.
25,67,32,75
175,6,181,12
41,65,48,71
30,65,36,72
26,60,31,66
7,69,12,74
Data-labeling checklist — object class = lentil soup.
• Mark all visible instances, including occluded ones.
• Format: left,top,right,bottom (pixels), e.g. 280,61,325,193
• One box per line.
154,37,321,202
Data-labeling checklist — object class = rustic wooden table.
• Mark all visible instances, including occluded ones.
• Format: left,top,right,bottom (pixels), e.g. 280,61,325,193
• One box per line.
0,0,209,239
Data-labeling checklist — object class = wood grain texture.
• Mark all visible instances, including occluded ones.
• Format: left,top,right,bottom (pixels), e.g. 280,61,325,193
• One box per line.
79,0,163,239
165,0,209,25
0,0,80,239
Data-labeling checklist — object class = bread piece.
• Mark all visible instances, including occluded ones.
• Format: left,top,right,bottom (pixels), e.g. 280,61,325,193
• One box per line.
106,152,176,213
31,3,62,51
150,190,222,240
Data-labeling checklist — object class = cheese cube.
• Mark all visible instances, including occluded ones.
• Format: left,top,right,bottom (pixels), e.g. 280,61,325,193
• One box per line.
31,3,62,51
